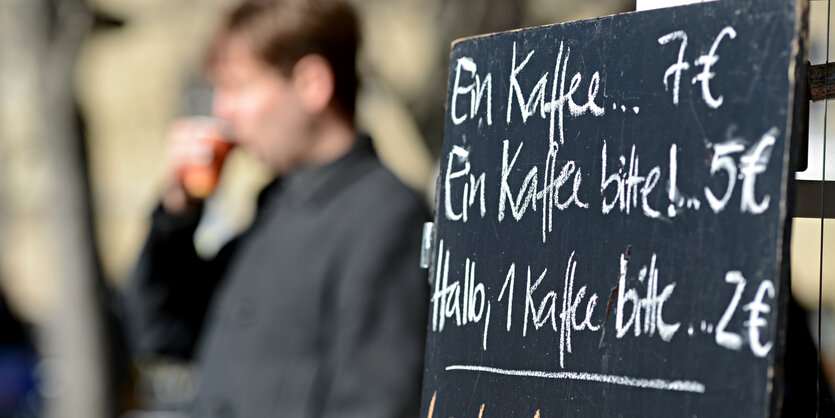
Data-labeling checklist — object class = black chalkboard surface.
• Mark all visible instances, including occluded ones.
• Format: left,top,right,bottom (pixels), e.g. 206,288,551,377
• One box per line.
420,0,806,416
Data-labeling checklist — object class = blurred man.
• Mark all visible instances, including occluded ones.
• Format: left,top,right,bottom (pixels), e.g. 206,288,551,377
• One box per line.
125,1,429,416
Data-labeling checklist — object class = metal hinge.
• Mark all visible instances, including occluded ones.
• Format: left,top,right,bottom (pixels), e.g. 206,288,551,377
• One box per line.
419,222,435,269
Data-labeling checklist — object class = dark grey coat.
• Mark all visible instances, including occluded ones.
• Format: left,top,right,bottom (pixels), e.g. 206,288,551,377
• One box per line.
126,138,429,418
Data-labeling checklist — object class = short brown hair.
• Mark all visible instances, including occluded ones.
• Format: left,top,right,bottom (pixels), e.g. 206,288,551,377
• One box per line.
207,0,361,119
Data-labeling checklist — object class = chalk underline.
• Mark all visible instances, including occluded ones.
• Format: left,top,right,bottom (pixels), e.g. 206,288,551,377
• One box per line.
445,364,706,394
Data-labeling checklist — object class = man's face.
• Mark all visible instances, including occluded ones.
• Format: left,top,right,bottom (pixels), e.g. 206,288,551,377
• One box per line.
209,40,311,174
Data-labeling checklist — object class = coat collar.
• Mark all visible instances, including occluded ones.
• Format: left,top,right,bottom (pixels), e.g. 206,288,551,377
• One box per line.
256,133,377,212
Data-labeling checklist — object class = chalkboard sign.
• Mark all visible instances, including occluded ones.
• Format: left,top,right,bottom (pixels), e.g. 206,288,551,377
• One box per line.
420,0,806,416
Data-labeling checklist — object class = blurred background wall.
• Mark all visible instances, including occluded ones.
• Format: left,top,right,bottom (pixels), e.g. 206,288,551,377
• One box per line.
8,0,835,416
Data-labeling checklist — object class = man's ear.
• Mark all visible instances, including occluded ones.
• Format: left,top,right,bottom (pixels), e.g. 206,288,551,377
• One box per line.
292,54,335,114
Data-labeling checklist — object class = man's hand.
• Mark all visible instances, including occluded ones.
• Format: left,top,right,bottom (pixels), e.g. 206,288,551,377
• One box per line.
161,118,232,214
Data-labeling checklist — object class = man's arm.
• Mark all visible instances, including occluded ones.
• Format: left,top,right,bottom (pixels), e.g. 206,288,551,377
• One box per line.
125,118,237,359
124,204,234,359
